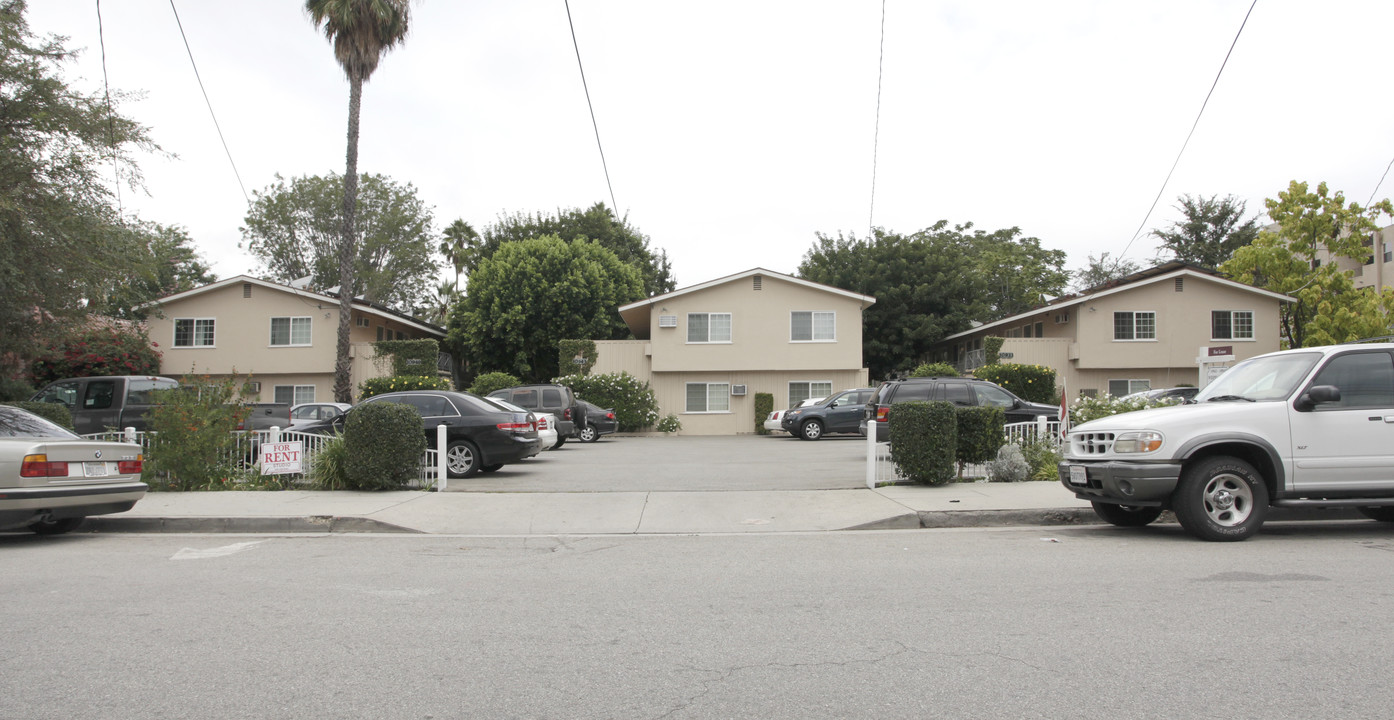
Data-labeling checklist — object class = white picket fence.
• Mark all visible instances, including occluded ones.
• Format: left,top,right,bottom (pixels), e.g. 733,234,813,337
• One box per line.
870,418,1063,486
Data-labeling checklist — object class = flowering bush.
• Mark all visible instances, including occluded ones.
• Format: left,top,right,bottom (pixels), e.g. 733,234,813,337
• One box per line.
656,414,682,433
29,326,161,386
553,371,660,431
1069,393,1184,425
144,375,249,491
971,363,1057,404
359,375,451,400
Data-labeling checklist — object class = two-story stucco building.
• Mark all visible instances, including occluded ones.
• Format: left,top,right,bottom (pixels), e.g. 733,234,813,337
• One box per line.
593,268,876,435
145,276,446,404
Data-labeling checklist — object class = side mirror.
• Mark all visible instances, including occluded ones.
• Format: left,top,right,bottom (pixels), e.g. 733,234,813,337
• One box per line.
1295,384,1341,411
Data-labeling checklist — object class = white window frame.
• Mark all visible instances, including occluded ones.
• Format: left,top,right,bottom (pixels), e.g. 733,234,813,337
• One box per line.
270,316,313,347
173,318,216,348
1211,310,1255,341
790,311,836,342
1113,311,1156,341
274,385,316,405
687,312,732,344
1108,379,1151,397
788,380,833,407
685,382,731,413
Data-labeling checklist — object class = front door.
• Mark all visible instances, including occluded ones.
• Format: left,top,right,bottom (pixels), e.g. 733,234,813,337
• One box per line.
1289,349,1394,492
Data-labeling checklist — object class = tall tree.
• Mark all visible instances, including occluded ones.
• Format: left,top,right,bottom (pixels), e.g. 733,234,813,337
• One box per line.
240,172,440,313
94,221,216,320
0,1,160,376
1073,252,1141,291
478,203,674,296
305,0,411,402
965,226,1069,318
439,219,480,293
1153,194,1260,269
1220,181,1394,348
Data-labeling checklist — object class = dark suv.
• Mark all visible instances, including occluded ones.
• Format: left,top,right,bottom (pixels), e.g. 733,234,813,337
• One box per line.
780,388,875,440
863,377,1058,441
488,384,585,447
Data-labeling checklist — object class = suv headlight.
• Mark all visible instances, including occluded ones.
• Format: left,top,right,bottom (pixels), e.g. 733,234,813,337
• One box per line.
1112,431,1163,454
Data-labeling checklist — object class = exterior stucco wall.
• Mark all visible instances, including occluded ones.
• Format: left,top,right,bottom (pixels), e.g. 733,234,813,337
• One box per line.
655,369,870,435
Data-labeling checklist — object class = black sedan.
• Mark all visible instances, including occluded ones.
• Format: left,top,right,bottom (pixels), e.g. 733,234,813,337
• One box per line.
299,390,540,478
576,400,618,442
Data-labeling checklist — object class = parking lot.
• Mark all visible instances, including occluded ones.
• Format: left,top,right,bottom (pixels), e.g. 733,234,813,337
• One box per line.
445,434,870,493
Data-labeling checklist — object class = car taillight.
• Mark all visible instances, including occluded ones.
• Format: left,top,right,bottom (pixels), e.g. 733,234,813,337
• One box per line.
20,455,69,478
118,456,143,474
875,406,889,422
606,412,615,420
497,422,531,433
563,408,572,421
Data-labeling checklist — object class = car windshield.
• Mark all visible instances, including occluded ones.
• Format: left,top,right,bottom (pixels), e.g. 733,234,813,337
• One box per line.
0,407,80,439
1194,352,1322,402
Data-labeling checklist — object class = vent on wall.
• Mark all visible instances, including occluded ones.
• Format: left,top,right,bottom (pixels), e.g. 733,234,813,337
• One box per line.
1175,278,1184,292
658,315,678,328
731,385,747,396
753,275,762,291
243,283,252,298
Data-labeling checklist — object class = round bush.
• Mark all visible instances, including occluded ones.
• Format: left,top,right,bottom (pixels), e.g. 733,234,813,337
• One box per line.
910,362,959,378
342,402,427,490
467,371,522,397
889,401,956,485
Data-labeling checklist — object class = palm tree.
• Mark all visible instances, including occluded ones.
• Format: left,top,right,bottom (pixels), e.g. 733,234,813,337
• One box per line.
305,0,411,403
439,218,480,293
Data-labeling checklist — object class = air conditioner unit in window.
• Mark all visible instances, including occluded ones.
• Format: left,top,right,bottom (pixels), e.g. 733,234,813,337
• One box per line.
730,385,747,396
658,315,678,328
246,381,261,393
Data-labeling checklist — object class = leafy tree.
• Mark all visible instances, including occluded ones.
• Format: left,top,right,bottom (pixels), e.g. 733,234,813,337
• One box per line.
0,1,159,376
478,203,674,296
447,236,644,382
240,172,440,313
1220,181,1394,348
305,0,412,403
1073,252,1141,291
92,220,215,320
967,227,1069,318
1152,194,1260,269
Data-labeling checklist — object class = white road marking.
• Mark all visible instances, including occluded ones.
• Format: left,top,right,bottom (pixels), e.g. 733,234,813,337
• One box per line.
171,541,265,560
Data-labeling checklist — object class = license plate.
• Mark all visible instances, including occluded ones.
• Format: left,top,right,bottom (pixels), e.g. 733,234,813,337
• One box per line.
1068,465,1087,486
83,462,109,478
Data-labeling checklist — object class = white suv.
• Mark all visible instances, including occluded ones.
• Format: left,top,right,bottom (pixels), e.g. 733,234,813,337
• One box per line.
1060,343,1394,541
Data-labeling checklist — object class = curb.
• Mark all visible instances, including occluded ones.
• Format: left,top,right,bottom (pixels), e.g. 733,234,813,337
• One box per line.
81,515,421,534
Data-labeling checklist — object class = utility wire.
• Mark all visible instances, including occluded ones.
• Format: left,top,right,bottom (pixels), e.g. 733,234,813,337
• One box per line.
868,0,886,241
169,0,249,204
563,0,619,215
1366,154,1394,208
95,0,123,217
1114,0,1258,268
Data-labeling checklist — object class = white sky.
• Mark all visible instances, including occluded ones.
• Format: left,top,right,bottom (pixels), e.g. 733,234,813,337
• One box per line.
28,0,1394,291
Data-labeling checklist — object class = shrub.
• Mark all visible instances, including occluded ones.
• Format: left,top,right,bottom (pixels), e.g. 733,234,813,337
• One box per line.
557,339,598,376
656,414,681,433
467,371,522,397
889,401,956,485
359,375,450,400
342,402,426,490
988,444,1030,483
372,339,440,377
1069,393,1183,425
28,326,162,387
972,363,1058,404
956,406,1005,467
754,392,773,434
983,336,1005,366
311,435,351,490
554,372,660,431
144,376,249,491
910,362,959,378
3,401,74,430
1021,438,1063,481
0,377,35,402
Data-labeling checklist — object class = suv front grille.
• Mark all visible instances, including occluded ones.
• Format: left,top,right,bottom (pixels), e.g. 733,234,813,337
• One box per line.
1071,432,1116,456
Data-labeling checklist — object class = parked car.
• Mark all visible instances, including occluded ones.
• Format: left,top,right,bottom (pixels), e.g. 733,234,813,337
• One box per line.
30,375,178,435
289,402,352,428
304,390,541,478
239,402,293,432
781,389,876,440
764,397,823,434
0,405,147,535
487,384,584,447
483,396,557,451
575,400,617,442
1122,386,1200,403
863,377,1058,441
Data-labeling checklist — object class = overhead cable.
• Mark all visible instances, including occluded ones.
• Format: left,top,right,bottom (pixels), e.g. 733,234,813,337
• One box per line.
563,0,619,215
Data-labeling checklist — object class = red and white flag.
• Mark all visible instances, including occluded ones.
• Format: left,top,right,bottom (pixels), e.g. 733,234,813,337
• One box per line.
1059,379,1070,440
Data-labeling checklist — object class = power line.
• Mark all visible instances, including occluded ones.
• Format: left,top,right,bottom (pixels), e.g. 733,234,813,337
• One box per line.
168,0,249,205
95,0,122,217
1114,0,1258,268
563,0,619,215
868,0,886,241
1366,154,1394,208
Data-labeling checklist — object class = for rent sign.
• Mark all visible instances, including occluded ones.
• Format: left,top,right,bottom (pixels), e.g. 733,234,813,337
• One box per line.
260,441,304,475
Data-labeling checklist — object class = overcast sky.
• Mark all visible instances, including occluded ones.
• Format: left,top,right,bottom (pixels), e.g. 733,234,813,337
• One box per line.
28,0,1394,291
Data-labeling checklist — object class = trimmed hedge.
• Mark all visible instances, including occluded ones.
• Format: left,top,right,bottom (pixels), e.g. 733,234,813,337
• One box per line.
910,362,959,378
557,339,598,377
754,392,773,434
359,375,451,400
468,371,522,397
2,401,75,431
342,402,426,490
972,363,1058,404
956,405,1005,466
373,339,440,377
984,336,1005,366
888,401,956,485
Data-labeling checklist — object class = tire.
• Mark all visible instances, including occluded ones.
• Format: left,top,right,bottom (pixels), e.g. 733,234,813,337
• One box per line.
445,440,481,478
1172,456,1269,542
1357,507,1394,522
552,436,566,450
1091,502,1163,527
28,517,84,535
799,419,824,441
578,425,598,443
480,463,503,473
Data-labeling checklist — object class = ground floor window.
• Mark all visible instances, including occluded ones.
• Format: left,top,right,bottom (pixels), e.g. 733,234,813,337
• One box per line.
274,385,316,405
685,383,730,413
1107,379,1150,397
788,381,832,407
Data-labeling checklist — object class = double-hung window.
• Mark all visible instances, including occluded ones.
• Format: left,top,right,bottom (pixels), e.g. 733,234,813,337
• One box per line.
174,318,216,347
1211,310,1254,340
274,385,316,405
791,311,835,342
1113,311,1155,341
270,316,312,346
685,383,730,413
688,313,731,343
1108,379,1151,397
788,381,833,406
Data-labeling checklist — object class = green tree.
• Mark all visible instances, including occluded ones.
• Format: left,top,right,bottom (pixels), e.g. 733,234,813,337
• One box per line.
966,226,1069,318
93,220,215,320
305,0,412,403
28,323,162,386
1152,194,1260,269
447,236,644,382
1220,181,1394,348
478,203,674,296
439,218,480,293
1073,252,1140,291
0,1,160,376
240,172,440,313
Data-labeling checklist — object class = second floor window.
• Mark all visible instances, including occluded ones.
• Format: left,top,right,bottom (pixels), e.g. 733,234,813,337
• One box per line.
791,311,835,342
174,318,215,347
270,317,312,346
1212,310,1254,340
688,312,731,343
1113,311,1155,341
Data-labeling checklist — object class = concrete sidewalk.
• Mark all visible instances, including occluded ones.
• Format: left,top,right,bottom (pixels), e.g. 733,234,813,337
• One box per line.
82,481,1103,535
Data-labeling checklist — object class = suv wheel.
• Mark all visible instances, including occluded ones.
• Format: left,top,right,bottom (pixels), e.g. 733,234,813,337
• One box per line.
799,419,824,441
1091,502,1162,527
578,425,598,443
1172,456,1268,541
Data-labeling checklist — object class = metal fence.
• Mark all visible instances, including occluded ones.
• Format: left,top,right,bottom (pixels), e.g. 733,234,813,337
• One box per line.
871,419,1062,486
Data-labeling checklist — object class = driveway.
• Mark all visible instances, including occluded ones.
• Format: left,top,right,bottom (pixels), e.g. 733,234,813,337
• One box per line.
448,434,869,492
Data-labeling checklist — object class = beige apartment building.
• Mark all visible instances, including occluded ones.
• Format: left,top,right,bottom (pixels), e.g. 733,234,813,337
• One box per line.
924,262,1293,399
594,268,876,435
145,276,446,404
1313,222,1394,293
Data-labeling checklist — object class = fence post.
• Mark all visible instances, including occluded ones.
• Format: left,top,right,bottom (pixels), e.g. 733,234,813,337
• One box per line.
124,426,136,444
436,424,448,492
1036,415,1046,443
269,426,280,443
865,419,876,490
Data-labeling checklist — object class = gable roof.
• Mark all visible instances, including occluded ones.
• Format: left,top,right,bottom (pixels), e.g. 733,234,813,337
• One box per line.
145,275,446,337
941,261,1293,342
617,268,876,339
